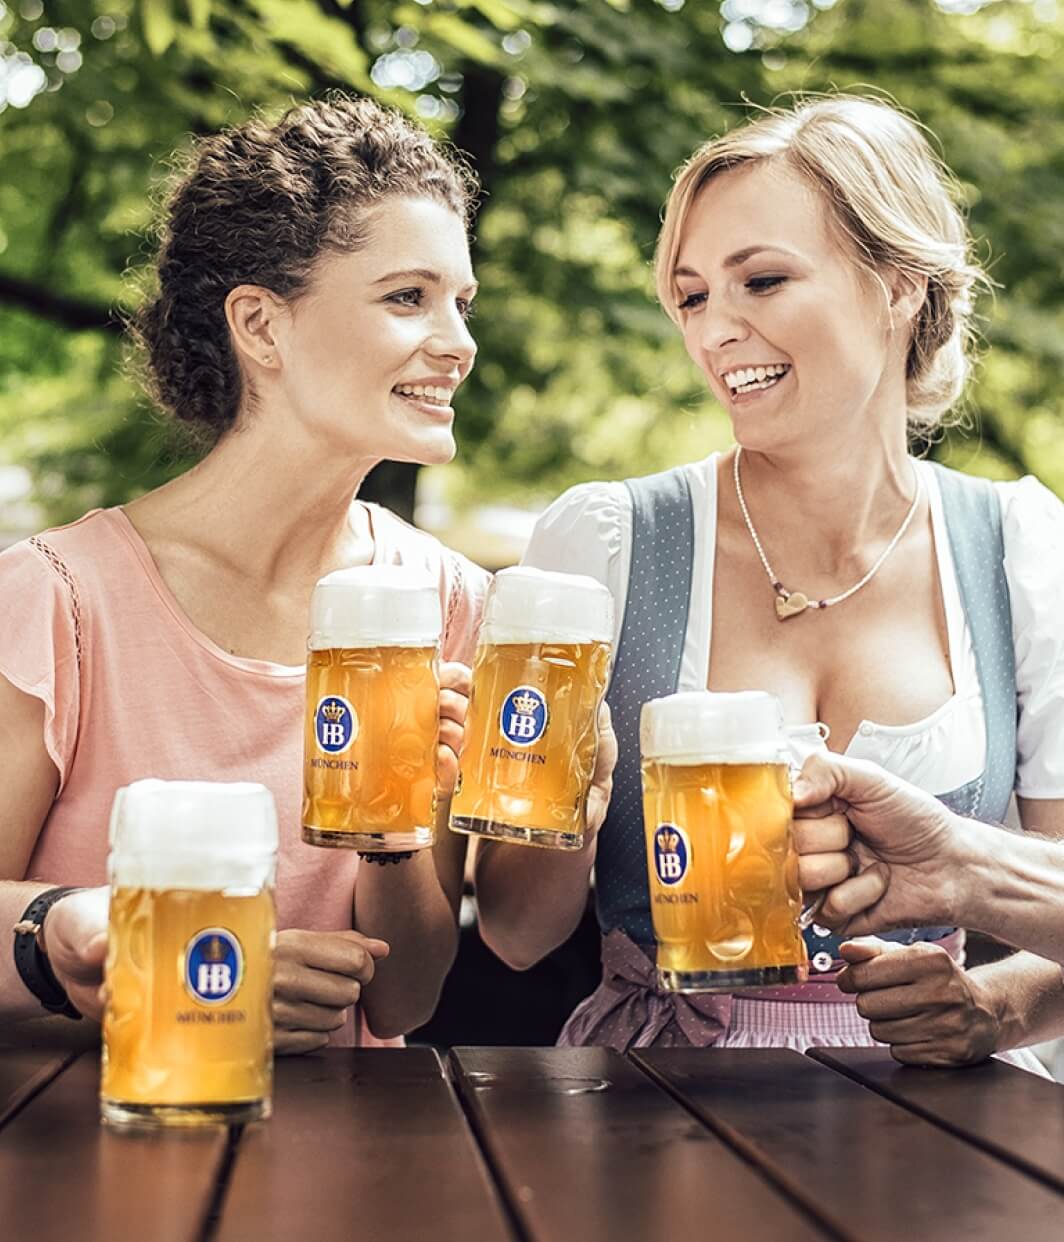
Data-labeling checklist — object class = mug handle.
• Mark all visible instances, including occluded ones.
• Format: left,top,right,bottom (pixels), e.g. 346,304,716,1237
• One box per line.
784,723,831,932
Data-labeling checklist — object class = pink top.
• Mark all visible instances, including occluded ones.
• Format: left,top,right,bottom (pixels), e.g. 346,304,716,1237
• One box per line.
0,504,489,1046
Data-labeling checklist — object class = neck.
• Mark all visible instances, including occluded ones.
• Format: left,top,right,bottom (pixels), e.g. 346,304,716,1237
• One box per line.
130,407,381,587
734,420,917,569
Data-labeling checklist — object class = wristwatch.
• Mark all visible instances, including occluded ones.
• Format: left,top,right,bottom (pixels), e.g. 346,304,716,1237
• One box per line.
12,886,86,1020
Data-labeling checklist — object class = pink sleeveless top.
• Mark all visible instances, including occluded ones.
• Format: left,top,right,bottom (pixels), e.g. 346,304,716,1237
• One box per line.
0,504,489,1046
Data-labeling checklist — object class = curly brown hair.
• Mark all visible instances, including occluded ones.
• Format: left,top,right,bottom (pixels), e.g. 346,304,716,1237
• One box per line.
132,95,477,441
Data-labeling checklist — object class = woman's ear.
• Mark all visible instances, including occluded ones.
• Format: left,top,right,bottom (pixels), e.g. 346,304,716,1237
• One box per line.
225,285,288,372
884,267,929,328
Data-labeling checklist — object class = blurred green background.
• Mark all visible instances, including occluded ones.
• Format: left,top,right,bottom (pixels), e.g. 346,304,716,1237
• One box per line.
1,0,1062,561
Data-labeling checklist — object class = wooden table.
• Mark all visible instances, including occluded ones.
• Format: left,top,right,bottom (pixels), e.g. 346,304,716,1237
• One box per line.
3,1037,1064,1241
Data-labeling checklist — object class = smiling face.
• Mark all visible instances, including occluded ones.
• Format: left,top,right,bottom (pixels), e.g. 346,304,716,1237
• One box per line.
673,160,903,455
277,195,477,465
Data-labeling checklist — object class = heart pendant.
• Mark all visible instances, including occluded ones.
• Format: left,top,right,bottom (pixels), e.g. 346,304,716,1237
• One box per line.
774,591,809,621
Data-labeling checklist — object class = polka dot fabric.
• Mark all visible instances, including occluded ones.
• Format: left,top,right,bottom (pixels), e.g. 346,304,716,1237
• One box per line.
594,467,694,947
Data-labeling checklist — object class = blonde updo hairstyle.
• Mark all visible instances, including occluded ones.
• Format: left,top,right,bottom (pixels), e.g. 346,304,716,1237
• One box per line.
654,96,987,432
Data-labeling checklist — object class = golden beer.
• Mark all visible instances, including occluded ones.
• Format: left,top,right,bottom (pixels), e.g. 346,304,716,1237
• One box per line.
101,779,278,1128
641,692,808,991
303,644,439,849
449,639,611,848
302,567,442,853
102,887,274,1122
450,566,613,850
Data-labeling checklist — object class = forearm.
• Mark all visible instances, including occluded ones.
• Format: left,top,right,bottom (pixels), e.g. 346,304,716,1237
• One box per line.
353,853,459,1039
970,952,1064,1049
959,821,1064,964
474,837,597,971
0,881,61,1020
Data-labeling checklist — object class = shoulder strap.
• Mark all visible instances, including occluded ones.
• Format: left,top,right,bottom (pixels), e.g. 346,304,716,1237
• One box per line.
931,463,1017,822
596,467,695,942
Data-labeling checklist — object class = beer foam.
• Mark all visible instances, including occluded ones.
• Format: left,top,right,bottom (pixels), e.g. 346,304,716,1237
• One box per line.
308,566,441,650
108,780,279,890
480,567,614,645
641,690,788,765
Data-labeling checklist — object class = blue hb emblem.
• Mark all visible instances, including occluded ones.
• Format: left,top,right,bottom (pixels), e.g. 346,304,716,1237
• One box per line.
653,823,690,886
185,928,243,1005
499,685,548,747
315,695,357,754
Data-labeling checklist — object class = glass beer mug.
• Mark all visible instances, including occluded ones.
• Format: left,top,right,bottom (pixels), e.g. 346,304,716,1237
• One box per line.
302,566,441,852
101,779,278,1128
640,690,809,991
449,566,613,850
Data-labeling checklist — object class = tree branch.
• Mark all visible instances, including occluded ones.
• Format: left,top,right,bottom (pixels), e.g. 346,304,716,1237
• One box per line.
315,0,371,52
0,273,120,334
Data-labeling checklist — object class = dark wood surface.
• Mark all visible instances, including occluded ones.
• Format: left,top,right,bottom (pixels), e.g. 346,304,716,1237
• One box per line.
0,1052,228,1242
2,1042,1064,1242
451,1045,830,1242
636,1047,1064,1242
215,1047,511,1242
812,1046,1064,1193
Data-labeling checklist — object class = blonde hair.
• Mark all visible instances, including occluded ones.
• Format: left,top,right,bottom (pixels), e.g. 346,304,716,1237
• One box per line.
654,95,987,431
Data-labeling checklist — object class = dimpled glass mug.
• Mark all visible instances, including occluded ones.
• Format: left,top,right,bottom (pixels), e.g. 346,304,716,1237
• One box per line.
101,779,278,1128
449,567,613,850
640,690,809,992
302,566,442,852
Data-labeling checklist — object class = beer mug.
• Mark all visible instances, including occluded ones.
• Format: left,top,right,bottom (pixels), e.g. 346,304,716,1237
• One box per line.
101,779,278,1128
303,567,441,852
640,691,809,992
449,567,612,850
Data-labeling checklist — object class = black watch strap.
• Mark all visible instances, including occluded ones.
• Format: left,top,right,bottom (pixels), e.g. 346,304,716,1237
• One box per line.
13,886,86,1020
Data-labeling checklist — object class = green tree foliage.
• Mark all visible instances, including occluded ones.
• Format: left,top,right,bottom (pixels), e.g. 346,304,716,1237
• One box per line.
0,0,1061,532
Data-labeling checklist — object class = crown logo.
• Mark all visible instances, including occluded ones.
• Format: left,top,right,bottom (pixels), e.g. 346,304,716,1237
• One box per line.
512,692,541,716
657,828,680,853
203,935,228,962
321,701,345,723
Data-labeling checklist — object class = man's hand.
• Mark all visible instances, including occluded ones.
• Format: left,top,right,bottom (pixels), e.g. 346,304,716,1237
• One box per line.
792,751,964,937
838,938,1000,1067
437,661,471,799
40,886,110,1022
585,701,617,842
273,929,389,1054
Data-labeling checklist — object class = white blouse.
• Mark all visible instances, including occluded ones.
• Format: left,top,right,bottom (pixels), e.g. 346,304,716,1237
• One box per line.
522,455,1064,800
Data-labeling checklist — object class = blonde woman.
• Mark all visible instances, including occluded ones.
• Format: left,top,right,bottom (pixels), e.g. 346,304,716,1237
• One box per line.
474,97,1064,1067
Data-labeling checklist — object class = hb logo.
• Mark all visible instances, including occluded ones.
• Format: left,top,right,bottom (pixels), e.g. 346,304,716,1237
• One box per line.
185,928,243,1005
499,686,548,747
653,824,690,886
315,695,358,754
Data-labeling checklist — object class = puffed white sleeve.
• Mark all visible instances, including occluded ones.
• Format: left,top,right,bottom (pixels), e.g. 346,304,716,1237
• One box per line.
999,475,1064,798
520,480,631,649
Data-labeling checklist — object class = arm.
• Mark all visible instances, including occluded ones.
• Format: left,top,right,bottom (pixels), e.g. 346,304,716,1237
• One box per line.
794,754,1064,959
474,483,623,971
350,662,469,1039
475,830,597,972
474,703,616,970
0,673,108,1021
962,798,1064,1050
794,755,1064,1061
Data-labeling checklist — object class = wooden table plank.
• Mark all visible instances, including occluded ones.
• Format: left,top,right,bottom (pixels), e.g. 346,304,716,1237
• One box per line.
215,1048,514,1242
451,1046,832,1242
636,1047,1064,1242
0,1051,228,1242
811,1047,1064,1194
0,1046,78,1128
